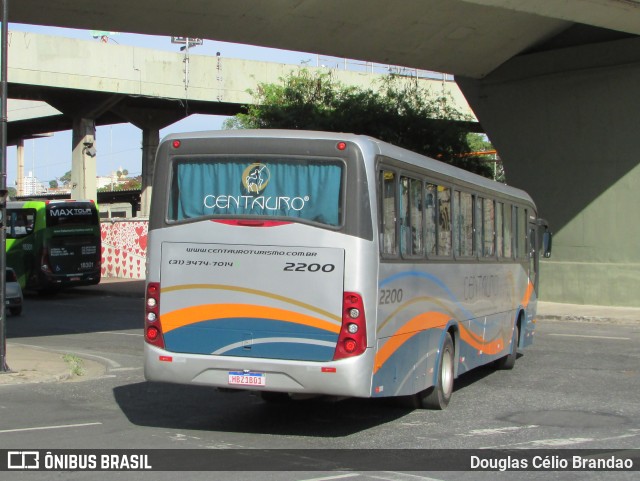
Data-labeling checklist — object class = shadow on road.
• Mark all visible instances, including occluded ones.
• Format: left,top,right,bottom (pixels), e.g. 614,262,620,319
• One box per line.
113,363,507,438
113,381,417,438
7,286,143,340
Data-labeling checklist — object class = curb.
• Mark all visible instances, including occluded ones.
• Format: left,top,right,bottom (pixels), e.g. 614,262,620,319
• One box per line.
0,344,107,386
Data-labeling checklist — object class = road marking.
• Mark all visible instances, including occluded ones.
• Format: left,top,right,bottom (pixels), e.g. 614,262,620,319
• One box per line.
457,425,539,437
298,474,360,481
298,472,444,481
548,333,630,341
97,331,143,337
482,429,640,449
372,473,444,481
0,422,102,434
67,351,121,368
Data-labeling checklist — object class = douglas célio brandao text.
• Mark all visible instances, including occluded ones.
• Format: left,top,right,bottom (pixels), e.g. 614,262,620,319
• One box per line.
470,454,634,471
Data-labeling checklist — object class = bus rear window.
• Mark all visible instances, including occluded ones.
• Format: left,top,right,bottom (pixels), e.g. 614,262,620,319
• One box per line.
169,156,344,226
46,204,99,227
6,209,36,239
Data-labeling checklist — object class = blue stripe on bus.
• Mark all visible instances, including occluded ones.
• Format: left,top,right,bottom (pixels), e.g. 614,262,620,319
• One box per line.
379,270,475,320
163,317,338,360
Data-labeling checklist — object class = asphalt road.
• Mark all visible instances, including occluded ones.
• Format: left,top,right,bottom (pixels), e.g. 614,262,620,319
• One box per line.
1,288,638,480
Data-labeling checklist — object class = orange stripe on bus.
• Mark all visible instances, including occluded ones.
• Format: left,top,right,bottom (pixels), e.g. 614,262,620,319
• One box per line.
161,303,341,334
161,284,341,323
374,311,450,373
482,334,506,355
458,325,483,352
521,281,534,307
459,325,508,355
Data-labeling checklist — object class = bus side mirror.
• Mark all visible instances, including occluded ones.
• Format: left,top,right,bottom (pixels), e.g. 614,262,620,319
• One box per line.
543,231,553,258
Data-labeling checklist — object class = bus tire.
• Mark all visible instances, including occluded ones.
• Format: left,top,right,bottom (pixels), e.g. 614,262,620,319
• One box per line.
421,332,454,410
496,323,519,370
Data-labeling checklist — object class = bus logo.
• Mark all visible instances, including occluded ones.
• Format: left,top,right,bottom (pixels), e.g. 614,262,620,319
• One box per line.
242,163,270,195
8,451,40,469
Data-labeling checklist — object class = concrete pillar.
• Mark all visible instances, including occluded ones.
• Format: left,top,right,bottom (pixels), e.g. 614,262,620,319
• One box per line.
140,127,160,217
457,37,640,307
16,139,24,196
71,118,97,201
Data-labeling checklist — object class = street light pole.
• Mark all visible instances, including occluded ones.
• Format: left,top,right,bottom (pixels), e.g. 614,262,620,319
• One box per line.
0,0,9,372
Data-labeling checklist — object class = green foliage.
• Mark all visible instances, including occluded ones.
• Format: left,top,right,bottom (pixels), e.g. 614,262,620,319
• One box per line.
97,176,141,192
63,354,85,377
224,69,494,178
60,170,72,186
466,133,503,182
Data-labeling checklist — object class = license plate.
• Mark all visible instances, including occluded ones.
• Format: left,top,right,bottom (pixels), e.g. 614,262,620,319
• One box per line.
228,371,266,386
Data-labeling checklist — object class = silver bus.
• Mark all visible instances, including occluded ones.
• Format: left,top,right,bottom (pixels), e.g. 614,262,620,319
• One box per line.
144,130,551,409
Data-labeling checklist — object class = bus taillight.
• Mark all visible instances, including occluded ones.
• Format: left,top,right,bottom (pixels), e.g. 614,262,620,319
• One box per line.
145,282,165,348
333,292,367,360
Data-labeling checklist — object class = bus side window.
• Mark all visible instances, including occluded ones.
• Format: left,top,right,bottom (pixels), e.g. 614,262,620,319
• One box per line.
437,186,452,256
475,197,484,257
399,176,424,257
454,191,474,257
425,183,437,256
483,198,495,257
504,204,513,258
496,202,504,258
516,207,527,259
380,170,397,255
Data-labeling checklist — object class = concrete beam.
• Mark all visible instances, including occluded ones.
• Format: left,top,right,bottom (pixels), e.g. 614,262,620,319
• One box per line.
7,1,575,78
7,31,476,120
462,0,640,35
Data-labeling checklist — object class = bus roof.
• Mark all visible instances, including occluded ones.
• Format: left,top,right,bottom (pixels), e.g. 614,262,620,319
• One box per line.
161,129,535,208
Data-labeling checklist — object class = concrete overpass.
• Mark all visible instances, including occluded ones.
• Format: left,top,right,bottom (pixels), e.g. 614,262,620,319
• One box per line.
7,0,640,307
6,30,472,212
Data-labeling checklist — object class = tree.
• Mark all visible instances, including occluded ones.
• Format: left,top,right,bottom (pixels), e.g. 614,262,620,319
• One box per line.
97,176,141,192
49,180,59,189
466,133,503,182
60,170,71,187
224,69,494,178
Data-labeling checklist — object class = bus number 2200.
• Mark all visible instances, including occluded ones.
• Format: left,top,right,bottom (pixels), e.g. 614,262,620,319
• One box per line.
379,288,403,305
283,263,335,273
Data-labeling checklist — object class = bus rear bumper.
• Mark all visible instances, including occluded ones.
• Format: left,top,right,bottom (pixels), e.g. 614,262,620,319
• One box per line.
144,344,374,398
34,270,101,289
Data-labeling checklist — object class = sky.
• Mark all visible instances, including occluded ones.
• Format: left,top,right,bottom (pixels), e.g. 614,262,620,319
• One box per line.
6,23,321,189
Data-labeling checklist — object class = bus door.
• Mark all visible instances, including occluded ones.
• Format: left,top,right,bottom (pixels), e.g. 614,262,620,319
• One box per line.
528,217,552,297
527,220,540,296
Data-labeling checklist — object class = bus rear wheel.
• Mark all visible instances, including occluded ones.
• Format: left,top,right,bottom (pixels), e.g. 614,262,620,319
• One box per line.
420,333,454,410
496,323,519,370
